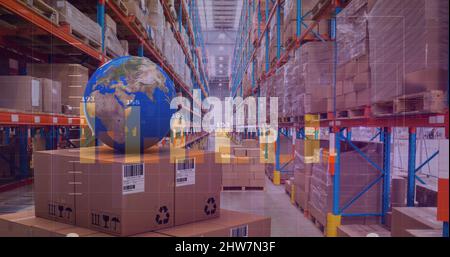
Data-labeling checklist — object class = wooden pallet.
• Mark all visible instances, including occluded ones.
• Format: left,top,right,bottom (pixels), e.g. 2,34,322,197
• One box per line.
111,0,128,16
295,202,310,218
129,15,147,38
394,90,446,115
19,0,59,25
309,214,326,234
222,186,265,191
371,101,394,117
59,23,102,51
337,106,370,119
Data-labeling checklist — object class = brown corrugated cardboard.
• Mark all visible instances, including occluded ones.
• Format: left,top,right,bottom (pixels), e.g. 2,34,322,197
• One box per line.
337,224,391,237
404,229,442,237
391,207,443,237
42,78,62,114
391,176,406,207
0,76,42,112
34,146,222,236
174,151,222,226
157,209,271,237
26,63,88,115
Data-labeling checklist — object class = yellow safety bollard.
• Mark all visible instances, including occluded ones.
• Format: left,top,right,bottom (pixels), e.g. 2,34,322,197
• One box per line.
273,170,281,185
326,213,342,237
290,184,295,204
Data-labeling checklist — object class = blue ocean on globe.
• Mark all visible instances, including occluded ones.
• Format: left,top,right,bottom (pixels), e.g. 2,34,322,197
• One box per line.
83,56,176,152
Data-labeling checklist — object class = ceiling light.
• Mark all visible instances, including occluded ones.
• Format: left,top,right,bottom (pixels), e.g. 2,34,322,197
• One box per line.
219,46,224,51
218,33,226,39
219,56,224,61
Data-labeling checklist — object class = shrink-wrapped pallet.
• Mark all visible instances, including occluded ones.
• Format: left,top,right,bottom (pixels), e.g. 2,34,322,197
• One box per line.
368,0,449,103
48,0,101,45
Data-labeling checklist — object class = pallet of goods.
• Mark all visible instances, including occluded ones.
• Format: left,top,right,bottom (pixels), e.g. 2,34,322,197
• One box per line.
47,0,101,49
368,0,448,116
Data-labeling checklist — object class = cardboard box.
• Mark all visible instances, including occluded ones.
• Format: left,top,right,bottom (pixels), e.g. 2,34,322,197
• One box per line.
0,76,42,112
34,146,222,236
337,225,391,237
391,207,443,237
234,148,247,157
294,172,311,193
295,186,308,210
157,209,271,237
246,148,261,158
242,139,258,148
42,78,62,113
404,229,442,237
174,151,222,226
26,63,89,115
344,92,357,109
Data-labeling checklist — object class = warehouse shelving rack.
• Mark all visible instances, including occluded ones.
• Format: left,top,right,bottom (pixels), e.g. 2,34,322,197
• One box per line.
0,0,210,191
230,0,449,237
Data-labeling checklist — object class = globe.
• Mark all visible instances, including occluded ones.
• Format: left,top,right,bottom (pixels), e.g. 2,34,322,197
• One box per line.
83,56,176,153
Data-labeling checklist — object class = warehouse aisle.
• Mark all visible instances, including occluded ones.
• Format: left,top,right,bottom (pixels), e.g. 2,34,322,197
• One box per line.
0,185,34,214
206,135,323,237
221,180,323,237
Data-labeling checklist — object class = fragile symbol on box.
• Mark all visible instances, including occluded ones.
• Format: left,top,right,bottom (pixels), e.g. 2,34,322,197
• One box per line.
48,202,74,223
176,158,196,187
91,211,121,233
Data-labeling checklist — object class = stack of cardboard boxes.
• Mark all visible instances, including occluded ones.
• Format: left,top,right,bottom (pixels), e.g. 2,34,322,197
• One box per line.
368,0,448,109
222,139,266,188
104,14,128,57
293,139,384,228
292,42,333,116
0,144,272,237
391,207,443,237
331,0,371,112
32,146,224,236
26,63,88,116
47,0,101,47
0,76,62,114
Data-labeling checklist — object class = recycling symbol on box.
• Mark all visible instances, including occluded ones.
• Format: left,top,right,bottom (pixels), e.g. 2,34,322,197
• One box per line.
204,197,217,215
155,206,170,225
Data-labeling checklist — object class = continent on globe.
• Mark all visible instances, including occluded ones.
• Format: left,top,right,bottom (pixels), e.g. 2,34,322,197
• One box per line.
84,56,177,153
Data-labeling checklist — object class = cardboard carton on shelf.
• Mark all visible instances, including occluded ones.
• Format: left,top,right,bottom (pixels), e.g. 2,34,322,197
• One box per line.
34,146,222,236
26,63,89,116
391,207,443,237
41,78,62,114
337,224,391,237
0,76,42,113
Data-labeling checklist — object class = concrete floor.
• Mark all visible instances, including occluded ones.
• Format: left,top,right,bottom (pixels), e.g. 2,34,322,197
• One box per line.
221,180,323,237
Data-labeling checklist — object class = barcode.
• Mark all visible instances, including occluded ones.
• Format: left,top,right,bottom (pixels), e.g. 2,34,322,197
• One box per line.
231,225,248,237
176,158,195,171
123,164,144,177
176,177,188,183
123,185,135,190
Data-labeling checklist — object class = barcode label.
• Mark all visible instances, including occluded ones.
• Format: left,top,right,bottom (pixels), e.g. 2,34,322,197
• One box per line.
230,225,248,237
175,158,195,187
124,164,144,177
122,164,145,195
